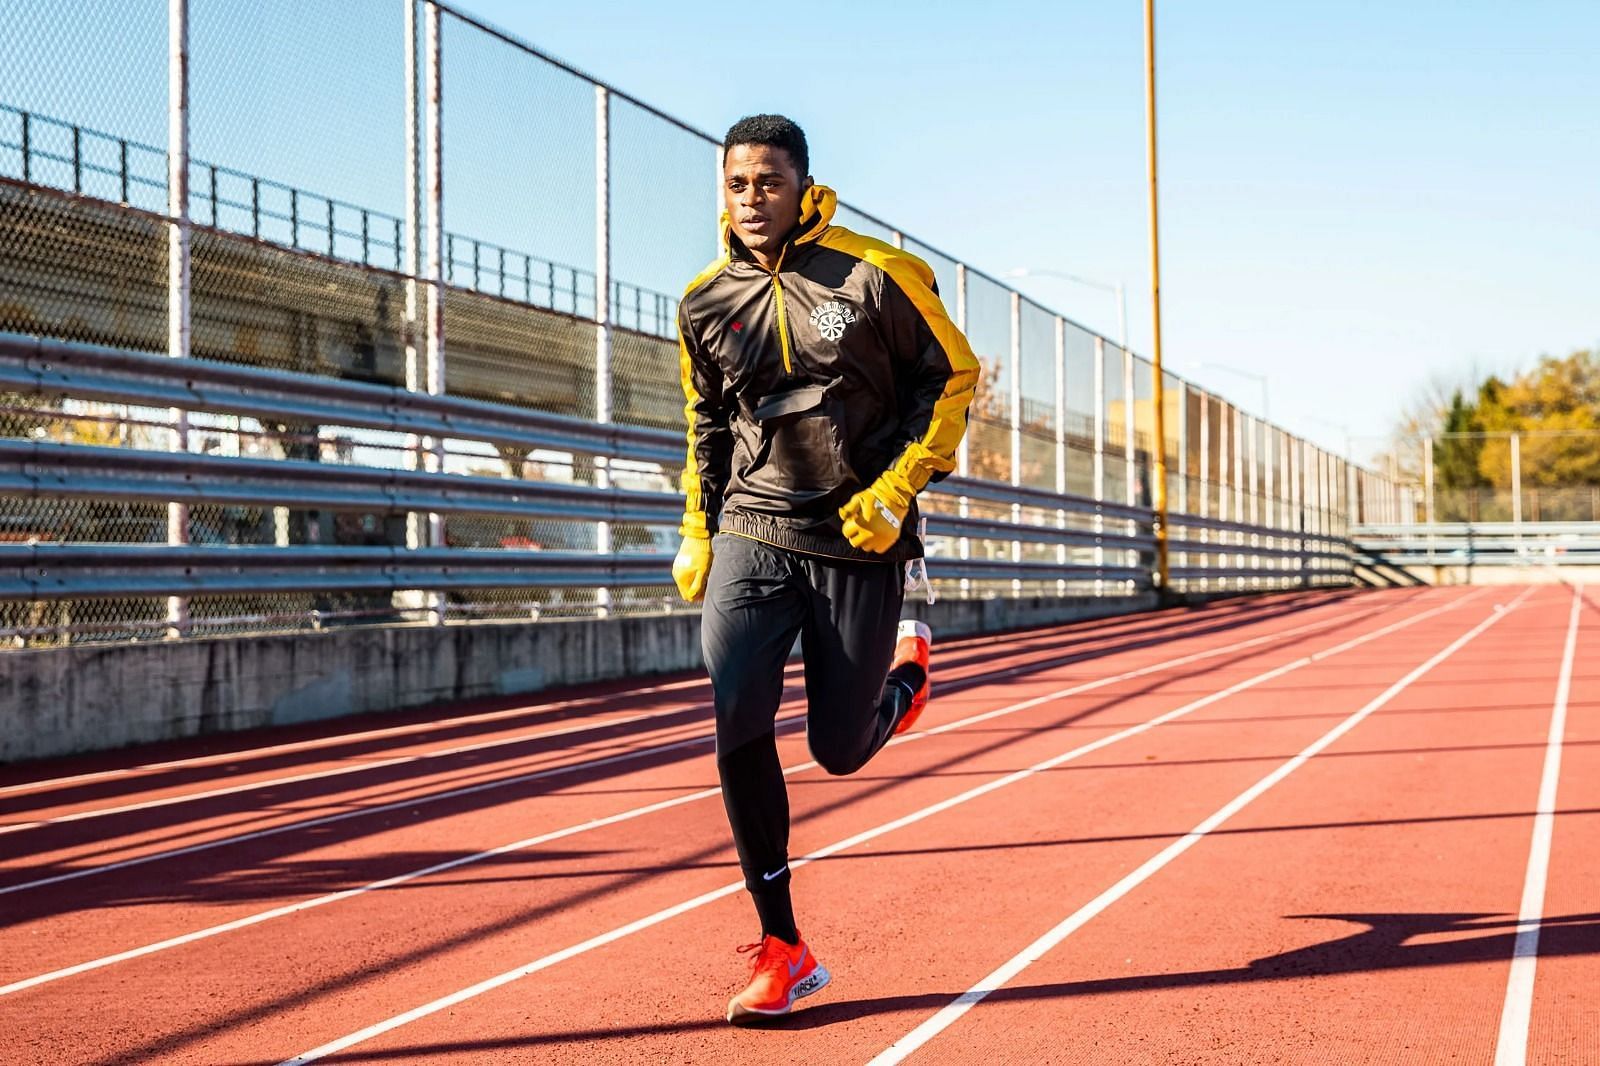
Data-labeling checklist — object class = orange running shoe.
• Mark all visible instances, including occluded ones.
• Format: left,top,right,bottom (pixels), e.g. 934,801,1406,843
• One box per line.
726,933,831,1023
891,619,932,735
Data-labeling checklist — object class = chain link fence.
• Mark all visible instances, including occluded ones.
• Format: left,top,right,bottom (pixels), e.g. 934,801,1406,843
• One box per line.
1365,431,1600,526
0,0,1374,646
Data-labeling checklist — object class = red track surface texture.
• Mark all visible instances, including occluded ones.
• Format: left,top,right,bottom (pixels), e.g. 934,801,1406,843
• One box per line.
1,585,1593,1065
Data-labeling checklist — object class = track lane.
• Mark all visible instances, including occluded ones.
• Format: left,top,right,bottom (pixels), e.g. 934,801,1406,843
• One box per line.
890,585,1556,1065
0,585,1452,1056
242,592,1492,1065
0,591,1411,902
1520,584,1598,1066
0,591,1353,822
0,591,1452,991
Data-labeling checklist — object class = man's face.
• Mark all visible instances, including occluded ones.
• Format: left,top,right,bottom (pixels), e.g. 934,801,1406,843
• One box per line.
723,144,810,263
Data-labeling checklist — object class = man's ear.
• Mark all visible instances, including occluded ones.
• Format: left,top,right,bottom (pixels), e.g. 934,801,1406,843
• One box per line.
803,175,815,192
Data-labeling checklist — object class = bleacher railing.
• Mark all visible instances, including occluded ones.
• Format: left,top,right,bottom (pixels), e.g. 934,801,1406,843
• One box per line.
0,333,1351,641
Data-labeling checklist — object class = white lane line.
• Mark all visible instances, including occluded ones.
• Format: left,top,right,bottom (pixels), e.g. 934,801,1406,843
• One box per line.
1494,584,1582,1066
0,592,1315,815
866,586,1535,1066
273,591,1488,1065
0,589,1412,897
0,590,1456,994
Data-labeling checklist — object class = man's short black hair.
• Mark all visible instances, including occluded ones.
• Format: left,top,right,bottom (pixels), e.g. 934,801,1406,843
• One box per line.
723,114,809,178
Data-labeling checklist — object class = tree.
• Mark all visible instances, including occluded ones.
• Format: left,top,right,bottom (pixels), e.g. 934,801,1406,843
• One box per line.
1393,349,1600,512
1434,389,1487,490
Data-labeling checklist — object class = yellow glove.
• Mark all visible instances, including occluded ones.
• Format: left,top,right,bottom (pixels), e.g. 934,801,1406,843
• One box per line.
672,531,713,602
838,468,915,554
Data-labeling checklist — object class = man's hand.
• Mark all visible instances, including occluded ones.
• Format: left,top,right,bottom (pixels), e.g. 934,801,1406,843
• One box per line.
838,468,915,554
672,532,713,602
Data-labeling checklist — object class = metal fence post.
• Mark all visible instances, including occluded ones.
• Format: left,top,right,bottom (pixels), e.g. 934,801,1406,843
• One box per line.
1197,388,1209,588
1122,344,1136,509
166,0,191,640
1175,380,1187,515
1345,454,1357,535
1263,423,1277,581
1511,431,1522,547
1322,449,1333,536
1173,379,1186,586
1092,336,1106,595
1423,436,1436,562
1246,415,1260,586
420,0,445,624
1290,435,1304,584
1009,291,1022,594
1054,315,1067,594
594,84,613,616
1234,410,1246,584
400,0,422,572
1121,344,1138,594
1233,407,1246,587
956,263,970,595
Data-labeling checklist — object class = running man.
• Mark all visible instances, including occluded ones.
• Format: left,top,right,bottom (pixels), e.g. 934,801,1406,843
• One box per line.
671,114,980,1023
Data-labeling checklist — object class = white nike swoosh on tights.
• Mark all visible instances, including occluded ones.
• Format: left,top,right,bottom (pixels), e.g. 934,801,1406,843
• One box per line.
762,865,788,882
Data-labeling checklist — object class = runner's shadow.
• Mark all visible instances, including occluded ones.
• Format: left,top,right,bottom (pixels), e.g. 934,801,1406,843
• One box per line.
776,910,1600,1030
281,911,1600,1058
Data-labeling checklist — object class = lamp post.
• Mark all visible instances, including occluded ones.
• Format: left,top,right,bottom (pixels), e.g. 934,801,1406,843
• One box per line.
1001,267,1127,354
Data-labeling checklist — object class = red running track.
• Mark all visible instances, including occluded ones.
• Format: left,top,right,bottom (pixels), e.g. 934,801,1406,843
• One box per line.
0,585,1592,1065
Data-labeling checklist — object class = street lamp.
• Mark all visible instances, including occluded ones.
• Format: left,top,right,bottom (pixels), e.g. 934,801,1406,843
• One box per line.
1194,361,1269,421
1002,267,1128,354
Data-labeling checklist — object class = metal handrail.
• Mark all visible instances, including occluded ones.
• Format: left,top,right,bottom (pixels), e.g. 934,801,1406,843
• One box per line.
0,543,1155,601
0,439,683,524
0,332,684,464
1352,521,1600,569
0,333,1356,602
1354,522,1600,537
1169,566,1350,581
1169,511,1346,547
0,438,1354,562
0,439,1147,552
0,334,1354,548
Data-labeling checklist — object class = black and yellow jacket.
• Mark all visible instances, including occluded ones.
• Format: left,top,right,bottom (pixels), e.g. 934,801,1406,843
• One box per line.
677,185,981,563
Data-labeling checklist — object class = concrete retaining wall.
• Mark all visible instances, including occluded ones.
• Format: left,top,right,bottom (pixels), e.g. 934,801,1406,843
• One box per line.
0,592,1157,764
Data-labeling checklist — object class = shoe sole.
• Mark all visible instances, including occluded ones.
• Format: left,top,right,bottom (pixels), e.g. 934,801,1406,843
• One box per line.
726,964,832,1024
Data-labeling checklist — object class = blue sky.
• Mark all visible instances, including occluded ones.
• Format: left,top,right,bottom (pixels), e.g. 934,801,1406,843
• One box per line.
4,1,1596,461
467,0,1599,458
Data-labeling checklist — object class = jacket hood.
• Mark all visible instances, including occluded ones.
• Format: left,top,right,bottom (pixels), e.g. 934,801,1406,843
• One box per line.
721,184,838,259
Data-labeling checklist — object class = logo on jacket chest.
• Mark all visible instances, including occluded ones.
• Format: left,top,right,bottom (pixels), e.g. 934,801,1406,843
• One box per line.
807,301,857,342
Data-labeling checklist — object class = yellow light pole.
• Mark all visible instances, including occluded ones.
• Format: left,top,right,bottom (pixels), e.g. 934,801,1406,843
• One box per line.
1144,0,1170,591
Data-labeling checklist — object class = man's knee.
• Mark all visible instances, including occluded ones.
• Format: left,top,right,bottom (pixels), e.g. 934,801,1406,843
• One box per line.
808,731,871,777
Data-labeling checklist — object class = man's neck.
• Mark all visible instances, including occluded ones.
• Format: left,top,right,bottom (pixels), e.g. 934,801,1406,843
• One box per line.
750,245,784,272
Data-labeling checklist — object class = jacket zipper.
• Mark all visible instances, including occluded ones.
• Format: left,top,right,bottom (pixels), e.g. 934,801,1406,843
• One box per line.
767,247,794,374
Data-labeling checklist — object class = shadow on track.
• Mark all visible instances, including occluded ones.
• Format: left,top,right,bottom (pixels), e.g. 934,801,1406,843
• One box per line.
272,910,1600,1057
58,594,1436,1064
1,590,1408,923
2,590,1355,815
